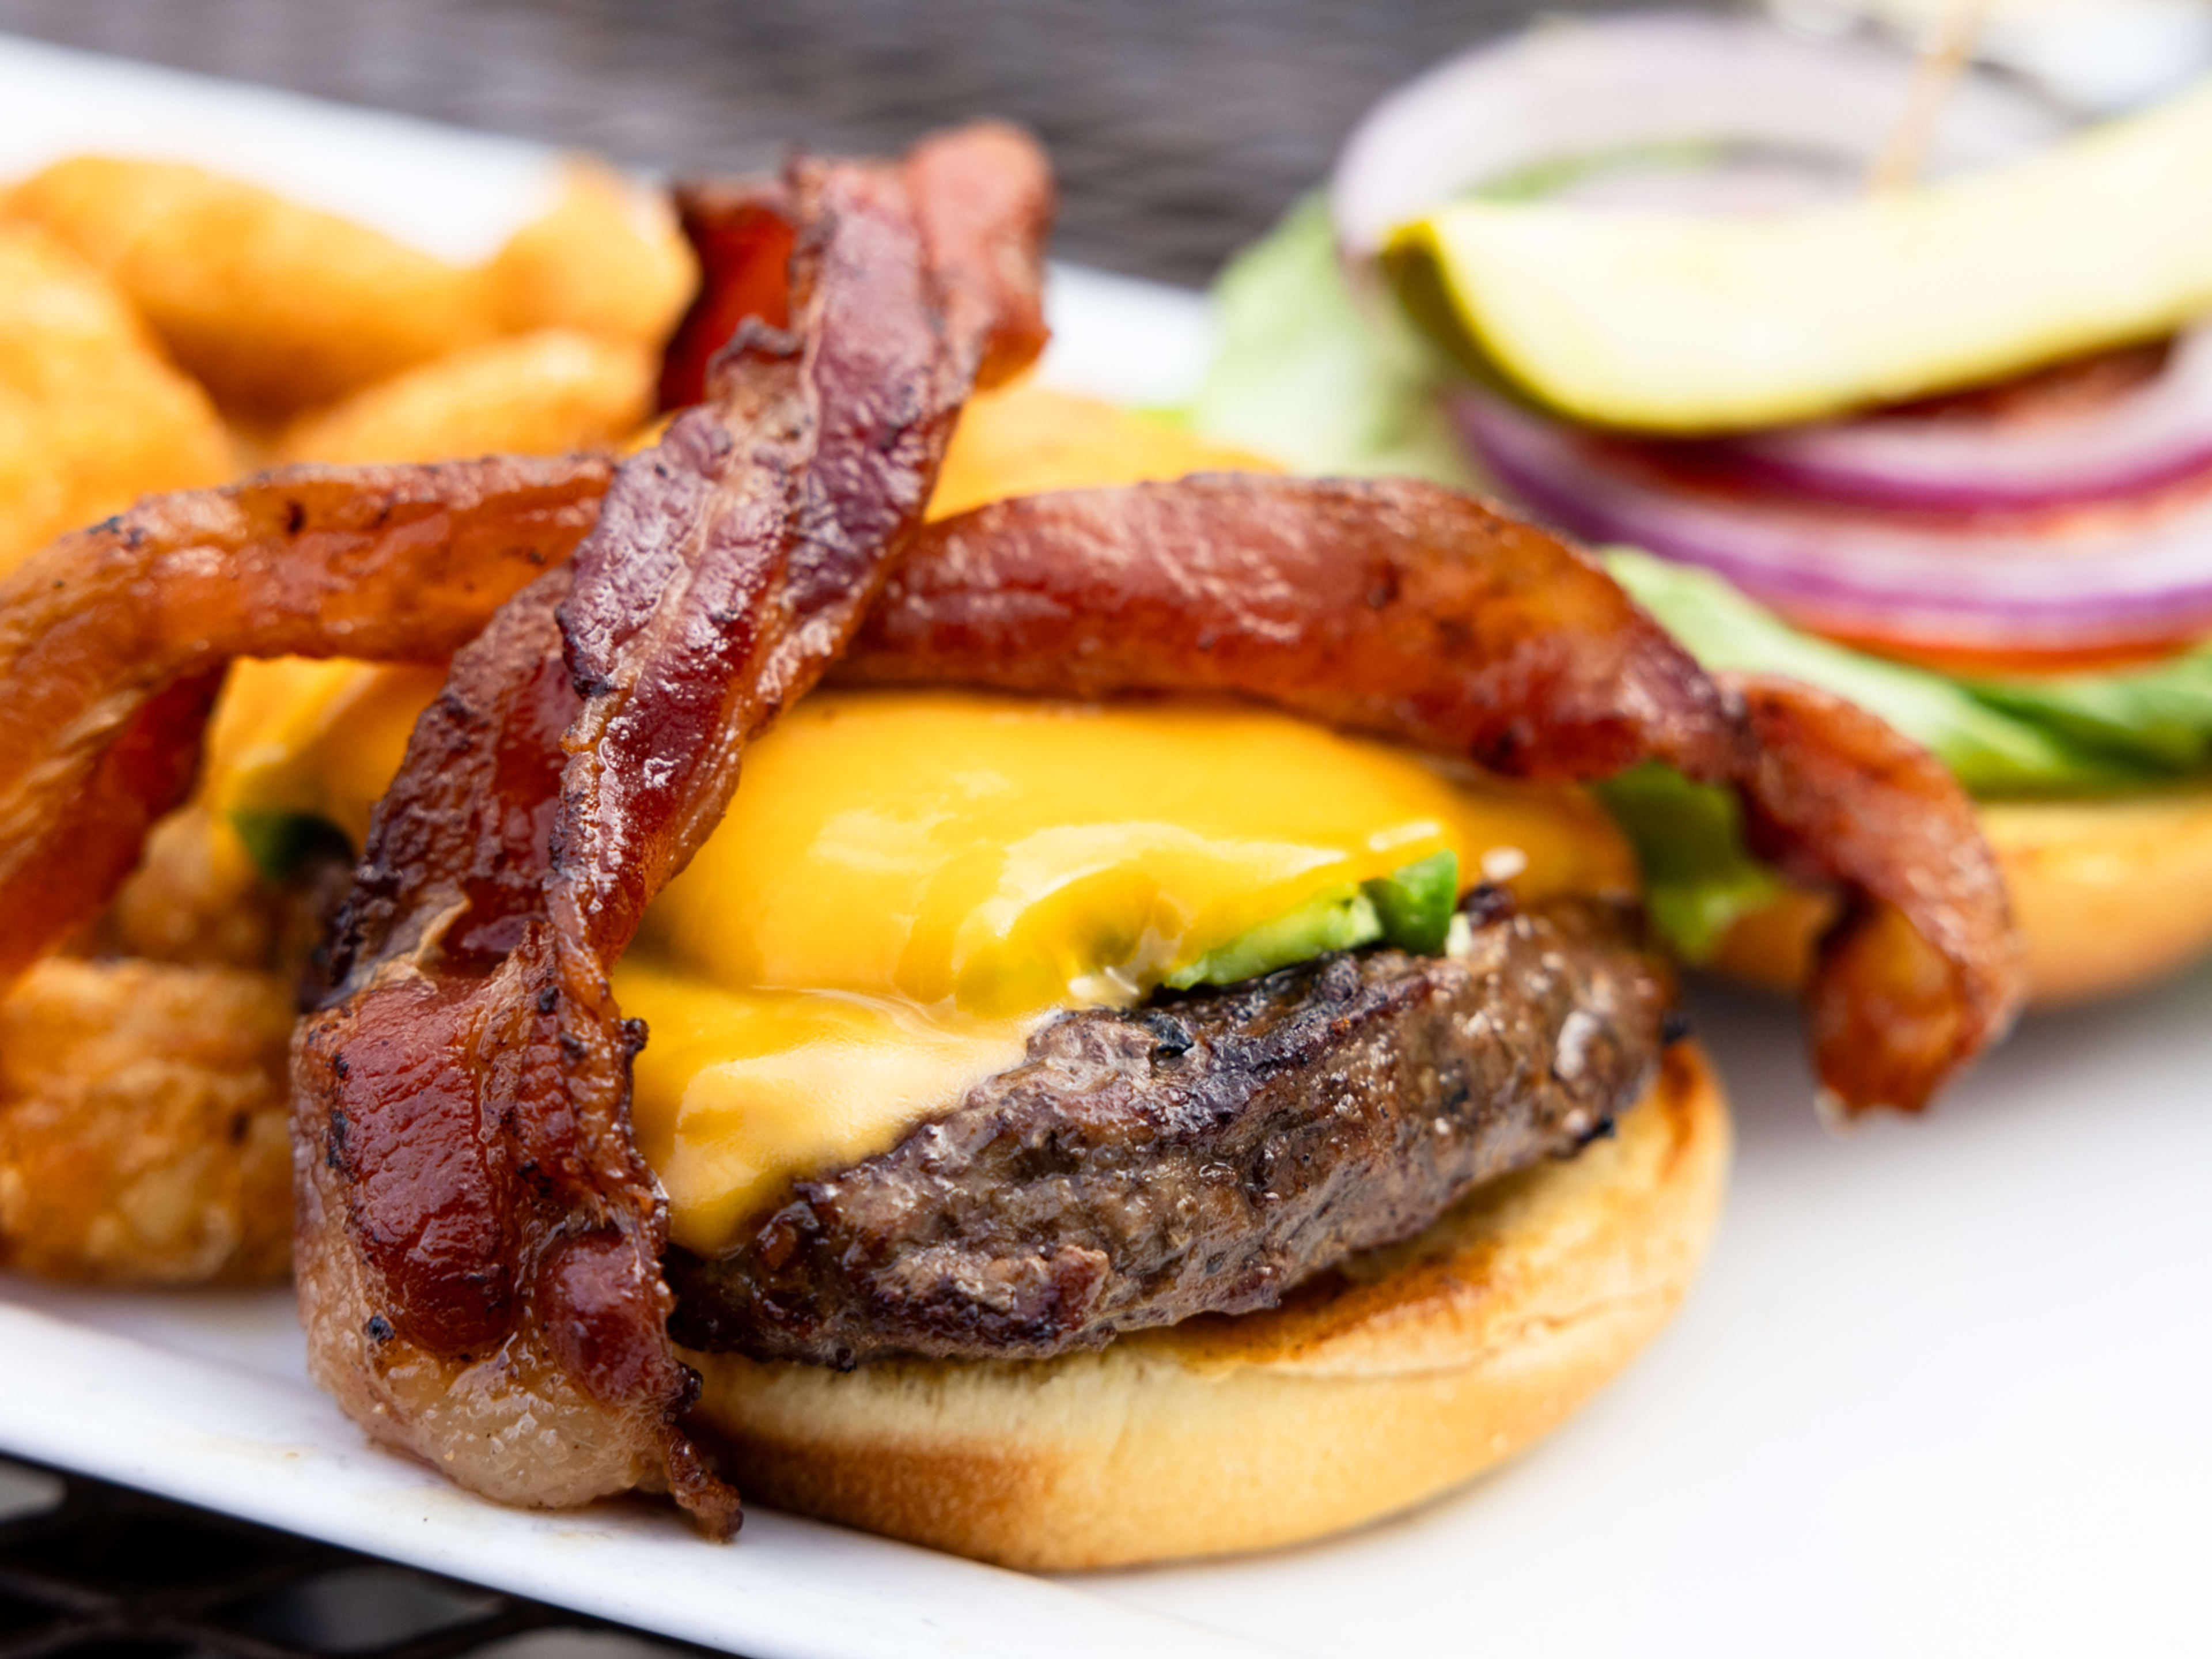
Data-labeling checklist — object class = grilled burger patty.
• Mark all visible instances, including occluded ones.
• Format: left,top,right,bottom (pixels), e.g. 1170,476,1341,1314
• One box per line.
668,892,1673,1368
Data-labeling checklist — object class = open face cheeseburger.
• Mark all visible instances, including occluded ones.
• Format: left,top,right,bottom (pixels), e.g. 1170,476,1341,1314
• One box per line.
0,124,2020,1567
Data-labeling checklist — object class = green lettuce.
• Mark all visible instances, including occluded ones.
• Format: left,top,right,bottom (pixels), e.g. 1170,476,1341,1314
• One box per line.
1604,550,2212,796
1189,194,1478,487
1599,550,2146,797
1968,649,2212,775
1593,766,1781,963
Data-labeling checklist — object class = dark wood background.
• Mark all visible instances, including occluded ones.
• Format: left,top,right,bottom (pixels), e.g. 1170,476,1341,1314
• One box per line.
0,0,1675,285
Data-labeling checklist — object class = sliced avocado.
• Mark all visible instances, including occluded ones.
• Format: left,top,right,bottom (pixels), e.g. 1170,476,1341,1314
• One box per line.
1165,851,1467,991
1595,764,1781,963
1164,887,1383,990
230,808,351,882
1384,80,2212,433
1363,849,1460,955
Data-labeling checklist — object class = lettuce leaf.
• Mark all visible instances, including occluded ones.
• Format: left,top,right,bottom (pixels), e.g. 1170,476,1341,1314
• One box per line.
1600,550,2146,796
1189,194,1479,487
1968,648,2212,774
1594,765,1781,963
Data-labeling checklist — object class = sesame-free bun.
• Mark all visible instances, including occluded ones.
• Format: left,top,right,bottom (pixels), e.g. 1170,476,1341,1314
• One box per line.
1716,791,2212,1006
684,1042,1729,1571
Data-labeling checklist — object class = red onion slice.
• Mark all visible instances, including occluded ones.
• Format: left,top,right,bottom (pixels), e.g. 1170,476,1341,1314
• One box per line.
1331,10,2066,259
1457,386,2212,661
1701,327,2212,511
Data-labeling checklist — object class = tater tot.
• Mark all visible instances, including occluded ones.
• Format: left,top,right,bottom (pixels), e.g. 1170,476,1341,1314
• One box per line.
275,327,655,464
488,162,697,348
96,805,279,971
0,153,698,1289
0,956,294,1284
7,156,498,416
0,222,231,578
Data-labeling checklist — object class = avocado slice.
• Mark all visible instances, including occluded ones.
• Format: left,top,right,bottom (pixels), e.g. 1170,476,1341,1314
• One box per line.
1163,887,1384,990
1363,849,1460,955
1384,79,2212,434
1164,850,1466,991
1593,765,1780,963
230,807,354,882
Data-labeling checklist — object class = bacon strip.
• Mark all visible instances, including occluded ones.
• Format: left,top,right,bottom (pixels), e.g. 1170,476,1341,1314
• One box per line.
839,475,2024,1113
657,121,1048,412
292,125,1053,1536
0,458,612,990
1726,674,2021,1115
655,179,793,412
900,122,1054,391
845,475,1752,784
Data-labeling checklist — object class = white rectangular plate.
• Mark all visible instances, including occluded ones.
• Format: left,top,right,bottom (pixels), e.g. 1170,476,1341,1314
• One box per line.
2,32,2207,1659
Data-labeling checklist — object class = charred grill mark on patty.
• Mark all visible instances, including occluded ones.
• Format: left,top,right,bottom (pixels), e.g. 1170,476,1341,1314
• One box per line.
668,893,1672,1367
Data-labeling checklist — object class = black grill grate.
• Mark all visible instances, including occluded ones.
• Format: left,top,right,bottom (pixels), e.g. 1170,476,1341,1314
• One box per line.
0,1459,740,1659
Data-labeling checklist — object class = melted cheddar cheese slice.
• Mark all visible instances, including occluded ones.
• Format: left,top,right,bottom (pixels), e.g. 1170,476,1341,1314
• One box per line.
614,690,1632,1249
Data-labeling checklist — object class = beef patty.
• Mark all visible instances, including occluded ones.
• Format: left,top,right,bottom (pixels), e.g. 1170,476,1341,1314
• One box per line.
667,891,1672,1368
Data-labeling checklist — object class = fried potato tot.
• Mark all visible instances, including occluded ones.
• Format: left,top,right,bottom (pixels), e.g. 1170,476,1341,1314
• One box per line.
277,328,655,465
0,155,692,1287
6,157,498,416
488,164,696,347
0,955,293,1283
6,157,696,423
95,804,278,971
0,223,230,578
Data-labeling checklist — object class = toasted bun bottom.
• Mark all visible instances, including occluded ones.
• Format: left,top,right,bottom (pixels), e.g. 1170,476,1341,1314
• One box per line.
1717,791,2212,1005
685,1041,1729,1571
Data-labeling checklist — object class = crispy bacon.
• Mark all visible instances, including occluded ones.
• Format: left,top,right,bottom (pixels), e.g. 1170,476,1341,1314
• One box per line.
656,120,1048,412
901,122,1054,390
1726,674,2021,1114
292,125,1054,1536
845,475,1752,784
0,458,612,990
839,476,2024,1113
655,179,793,412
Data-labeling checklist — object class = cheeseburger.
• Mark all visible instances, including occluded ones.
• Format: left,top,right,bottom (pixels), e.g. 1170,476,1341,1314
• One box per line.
0,124,2015,1570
